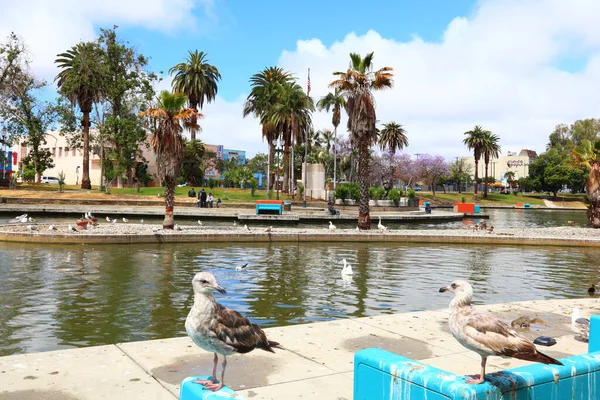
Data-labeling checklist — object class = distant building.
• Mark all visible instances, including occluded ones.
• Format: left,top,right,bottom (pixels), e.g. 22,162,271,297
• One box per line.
462,149,538,186
203,144,247,181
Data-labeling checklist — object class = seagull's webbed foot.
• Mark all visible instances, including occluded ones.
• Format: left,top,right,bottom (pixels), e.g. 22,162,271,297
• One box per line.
193,377,216,385
203,381,223,391
465,374,485,384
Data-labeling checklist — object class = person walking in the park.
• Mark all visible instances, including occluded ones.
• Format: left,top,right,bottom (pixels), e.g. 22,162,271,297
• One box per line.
200,189,207,208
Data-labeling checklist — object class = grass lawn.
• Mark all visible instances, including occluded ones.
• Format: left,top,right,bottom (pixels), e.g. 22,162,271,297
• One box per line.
417,191,547,206
4,183,295,202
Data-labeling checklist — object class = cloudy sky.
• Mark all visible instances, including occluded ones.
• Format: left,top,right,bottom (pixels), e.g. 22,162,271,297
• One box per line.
2,0,600,158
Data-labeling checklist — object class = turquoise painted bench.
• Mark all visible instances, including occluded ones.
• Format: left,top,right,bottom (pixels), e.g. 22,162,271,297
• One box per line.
354,315,600,400
180,376,244,399
255,202,282,215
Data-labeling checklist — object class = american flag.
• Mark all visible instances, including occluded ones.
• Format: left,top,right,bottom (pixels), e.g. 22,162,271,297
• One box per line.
307,68,311,96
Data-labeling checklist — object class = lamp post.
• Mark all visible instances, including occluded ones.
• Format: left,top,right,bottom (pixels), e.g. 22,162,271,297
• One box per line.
76,166,80,185
1,128,7,180
272,137,284,200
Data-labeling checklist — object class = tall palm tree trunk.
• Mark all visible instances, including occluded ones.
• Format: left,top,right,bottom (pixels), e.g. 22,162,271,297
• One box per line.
587,163,600,228
190,103,198,141
283,147,290,193
163,176,176,229
268,144,275,191
333,126,337,190
483,163,489,198
473,160,479,201
81,109,92,189
357,138,371,230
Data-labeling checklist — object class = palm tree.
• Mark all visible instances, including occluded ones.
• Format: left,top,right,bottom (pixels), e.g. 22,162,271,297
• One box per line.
481,132,501,198
319,129,334,153
140,91,200,229
463,125,490,200
307,129,323,153
572,139,600,228
169,50,221,141
317,88,346,189
504,171,516,189
243,67,293,191
268,80,314,193
378,122,408,186
55,42,105,189
330,52,393,229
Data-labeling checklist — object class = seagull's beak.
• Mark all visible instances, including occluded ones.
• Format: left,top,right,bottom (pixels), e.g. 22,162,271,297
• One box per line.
214,285,226,294
439,286,449,293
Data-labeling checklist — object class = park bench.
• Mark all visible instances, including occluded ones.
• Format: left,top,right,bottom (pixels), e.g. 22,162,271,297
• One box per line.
255,200,283,215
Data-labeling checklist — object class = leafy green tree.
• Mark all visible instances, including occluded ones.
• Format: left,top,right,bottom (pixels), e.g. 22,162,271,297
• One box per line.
247,152,268,177
170,50,221,141
572,139,600,227
330,52,393,229
463,125,489,200
181,139,206,185
449,158,473,193
528,148,571,199
0,32,26,94
55,41,106,189
504,171,516,188
570,119,600,146
140,91,198,229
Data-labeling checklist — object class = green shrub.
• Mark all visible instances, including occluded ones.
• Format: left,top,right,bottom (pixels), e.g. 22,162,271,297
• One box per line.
461,196,466,203
368,187,380,200
388,188,401,205
347,183,360,201
57,171,66,193
512,190,518,196
407,188,416,199
249,178,257,197
208,178,216,189
334,185,350,201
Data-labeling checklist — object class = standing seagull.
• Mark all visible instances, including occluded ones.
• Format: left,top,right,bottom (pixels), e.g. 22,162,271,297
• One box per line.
328,221,336,231
122,217,129,223
439,280,562,384
185,272,281,391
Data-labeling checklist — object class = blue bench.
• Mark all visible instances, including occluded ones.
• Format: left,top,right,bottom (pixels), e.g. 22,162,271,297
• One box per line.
180,376,240,399
354,315,600,400
255,201,282,215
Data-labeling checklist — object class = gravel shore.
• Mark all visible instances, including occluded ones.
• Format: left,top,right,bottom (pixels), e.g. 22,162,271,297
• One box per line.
2,221,600,244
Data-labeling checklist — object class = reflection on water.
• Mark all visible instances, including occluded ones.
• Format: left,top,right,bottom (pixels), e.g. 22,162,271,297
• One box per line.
1,240,599,356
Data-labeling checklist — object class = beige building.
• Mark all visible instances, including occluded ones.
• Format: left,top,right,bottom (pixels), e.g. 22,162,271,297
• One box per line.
12,131,159,187
461,149,538,185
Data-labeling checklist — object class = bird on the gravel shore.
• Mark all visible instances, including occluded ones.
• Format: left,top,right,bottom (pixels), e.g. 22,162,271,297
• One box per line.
27,217,36,223
572,307,590,342
377,216,387,232
568,220,575,225
588,284,596,296
265,226,272,233
140,219,144,224
175,224,183,231
485,226,495,233
18,216,28,223
111,218,117,224
106,216,111,222
16,213,27,220
329,221,336,231
341,259,353,276
48,225,57,231
244,225,250,231
185,272,281,392
68,225,77,232
355,226,360,231
439,280,562,384
198,220,204,226
233,221,237,227
236,263,249,271
26,225,37,231
152,227,160,232
122,217,129,223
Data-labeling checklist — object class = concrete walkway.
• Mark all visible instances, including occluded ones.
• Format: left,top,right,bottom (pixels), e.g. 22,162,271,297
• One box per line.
1,298,597,400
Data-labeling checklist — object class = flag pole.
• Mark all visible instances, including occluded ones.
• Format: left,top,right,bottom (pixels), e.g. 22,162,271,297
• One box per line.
303,68,311,208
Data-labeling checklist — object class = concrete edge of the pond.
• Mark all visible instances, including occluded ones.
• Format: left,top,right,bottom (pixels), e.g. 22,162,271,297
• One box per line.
0,228,599,247
0,297,596,400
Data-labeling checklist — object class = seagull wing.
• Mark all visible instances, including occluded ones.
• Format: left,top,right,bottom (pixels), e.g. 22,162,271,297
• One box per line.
212,303,278,354
461,313,562,365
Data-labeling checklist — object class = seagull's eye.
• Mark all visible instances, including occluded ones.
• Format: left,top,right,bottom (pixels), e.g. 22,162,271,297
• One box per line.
199,279,208,284
451,283,457,289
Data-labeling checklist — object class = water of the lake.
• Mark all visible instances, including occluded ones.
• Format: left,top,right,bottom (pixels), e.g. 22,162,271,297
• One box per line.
0,208,594,356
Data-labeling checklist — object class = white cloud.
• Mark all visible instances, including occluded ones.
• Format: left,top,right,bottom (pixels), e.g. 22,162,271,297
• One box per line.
272,0,600,159
0,0,210,79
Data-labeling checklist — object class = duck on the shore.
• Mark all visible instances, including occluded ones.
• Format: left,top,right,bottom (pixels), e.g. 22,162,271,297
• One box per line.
378,217,387,232
328,221,336,231
588,284,596,296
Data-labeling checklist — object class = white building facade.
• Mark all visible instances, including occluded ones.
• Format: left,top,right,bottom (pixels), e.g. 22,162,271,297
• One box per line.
461,149,538,185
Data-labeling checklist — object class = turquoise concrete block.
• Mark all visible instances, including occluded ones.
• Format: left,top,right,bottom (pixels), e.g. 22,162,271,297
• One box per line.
588,315,600,353
255,204,282,215
179,376,242,399
523,203,531,207
474,205,481,213
354,347,600,400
